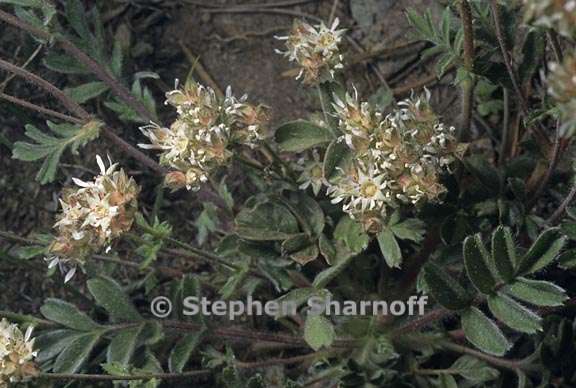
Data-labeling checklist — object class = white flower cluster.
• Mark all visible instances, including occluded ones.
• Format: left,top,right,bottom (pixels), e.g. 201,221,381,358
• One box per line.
47,155,140,281
0,320,37,387
139,80,269,191
524,0,576,39
325,90,466,228
276,18,345,85
549,55,576,133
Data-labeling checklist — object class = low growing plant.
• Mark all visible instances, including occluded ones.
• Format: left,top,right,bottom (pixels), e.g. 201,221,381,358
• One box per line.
1,0,576,387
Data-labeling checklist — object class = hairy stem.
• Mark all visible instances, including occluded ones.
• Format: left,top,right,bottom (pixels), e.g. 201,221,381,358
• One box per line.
489,0,550,146
547,181,576,225
457,0,475,141
39,370,210,381
0,92,84,124
0,57,165,174
440,341,532,372
0,58,88,119
0,8,155,123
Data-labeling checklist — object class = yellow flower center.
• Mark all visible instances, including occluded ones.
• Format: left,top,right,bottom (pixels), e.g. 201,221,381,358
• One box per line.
310,165,323,179
361,181,379,197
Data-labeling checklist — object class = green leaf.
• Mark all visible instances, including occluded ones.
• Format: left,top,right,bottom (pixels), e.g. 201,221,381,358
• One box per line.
422,262,472,310
390,217,426,243
438,375,458,388
304,314,335,351
487,293,541,334
272,288,319,318
377,228,402,268
64,0,91,41
558,248,576,269
87,277,142,322
516,228,566,276
219,261,250,299
64,81,109,104
502,278,567,307
333,216,369,253
282,234,319,265
461,307,511,356
35,330,83,363
463,235,497,294
44,54,88,74
491,226,516,283
322,140,352,182
107,324,143,367
451,355,500,383
275,120,335,152
12,120,101,184
0,0,45,7
235,198,300,241
169,330,205,373
313,251,355,289
465,155,501,193
104,79,158,123
40,299,101,331
318,234,336,264
53,332,101,373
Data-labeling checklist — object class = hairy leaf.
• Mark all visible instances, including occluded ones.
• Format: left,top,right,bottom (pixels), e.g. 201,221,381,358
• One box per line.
491,225,516,283
304,314,335,351
503,278,567,307
275,121,334,152
461,307,510,356
422,262,472,310
487,294,541,334
516,228,566,276
40,299,101,331
464,235,496,294
87,277,142,322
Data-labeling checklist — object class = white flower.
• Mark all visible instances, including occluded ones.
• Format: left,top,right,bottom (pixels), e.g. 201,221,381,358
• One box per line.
275,18,345,85
324,89,464,223
139,81,268,191
0,320,37,385
48,155,140,280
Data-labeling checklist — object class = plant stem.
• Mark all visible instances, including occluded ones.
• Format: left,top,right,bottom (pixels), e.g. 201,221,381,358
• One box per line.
457,0,475,141
317,85,329,124
0,92,84,124
0,8,155,123
439,341,531,372
547,181,576,225
527,126,564,210
489,0,550,146
547,30,563,63
39,350,325,381
162,320,354,348
0,58,89,119
39,370,210,381
393,307,453,335
0,58,165,175
499,88,510,164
